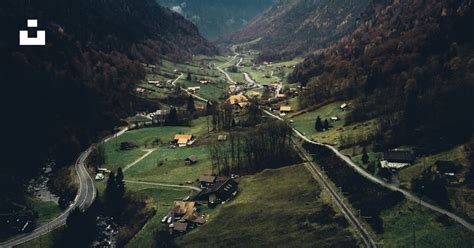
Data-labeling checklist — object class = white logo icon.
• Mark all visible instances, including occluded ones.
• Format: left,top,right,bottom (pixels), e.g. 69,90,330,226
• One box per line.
19,19,46,46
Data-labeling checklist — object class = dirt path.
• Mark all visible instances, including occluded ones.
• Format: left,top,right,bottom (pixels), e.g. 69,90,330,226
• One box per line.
123,149,157,172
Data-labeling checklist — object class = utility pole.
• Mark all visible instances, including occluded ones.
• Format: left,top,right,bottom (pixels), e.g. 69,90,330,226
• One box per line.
412,222,416,248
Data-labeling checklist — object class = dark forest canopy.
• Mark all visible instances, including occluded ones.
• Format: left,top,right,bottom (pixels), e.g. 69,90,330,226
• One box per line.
0,0,215,207
289,0,474,153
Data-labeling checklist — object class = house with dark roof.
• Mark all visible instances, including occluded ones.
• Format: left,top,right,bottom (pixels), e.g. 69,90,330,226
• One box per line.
380,150,415,169
193,179,238,204
185,155,198,165
199,175,217,188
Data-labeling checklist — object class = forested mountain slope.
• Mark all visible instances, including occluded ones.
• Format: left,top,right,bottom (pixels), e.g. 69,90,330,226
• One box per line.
0,0,215,212
290,0,474,153
223,0,373,61
157,0,275,39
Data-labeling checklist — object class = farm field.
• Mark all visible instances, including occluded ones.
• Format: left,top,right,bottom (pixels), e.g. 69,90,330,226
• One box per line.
176,164,359,248
381,200,474,247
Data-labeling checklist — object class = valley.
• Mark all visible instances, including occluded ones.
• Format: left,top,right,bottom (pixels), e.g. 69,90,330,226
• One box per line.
1,0,473,247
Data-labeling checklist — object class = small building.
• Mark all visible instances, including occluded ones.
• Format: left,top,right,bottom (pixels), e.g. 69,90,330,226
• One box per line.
199,175,217,188
330,116,340,121
380,150,415,169
435,160,461,175
340,103,349,110
173,222,188,233
218,135,227,142
185,155,198,165
187,86,201,94
95,173,105,181
280,106,292,113
193,179,239,204
120,141,138,150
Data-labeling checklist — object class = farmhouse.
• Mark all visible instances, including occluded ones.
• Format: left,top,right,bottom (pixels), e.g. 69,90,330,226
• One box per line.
280,106,292,113
185,155,198,165
193,179,238,204
199,175,217,188
228,95,249,108
187,86,201,94
380,150,415,169
174,134,194,147
171,201,196,217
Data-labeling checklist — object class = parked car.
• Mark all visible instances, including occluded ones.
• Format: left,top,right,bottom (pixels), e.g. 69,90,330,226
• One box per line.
161,216,168,223
167,216,173,224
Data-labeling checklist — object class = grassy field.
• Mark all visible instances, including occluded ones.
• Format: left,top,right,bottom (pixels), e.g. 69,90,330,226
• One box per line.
125,186,191,248
125,145,212,184
381,200,474,247
290,101,380,147
16,230,57,248
26,198,62,225
103,117,210,172
176,164,359,248
178,79,228,101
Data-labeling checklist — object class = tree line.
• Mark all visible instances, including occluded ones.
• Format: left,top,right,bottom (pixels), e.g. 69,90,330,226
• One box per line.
209,121,299,175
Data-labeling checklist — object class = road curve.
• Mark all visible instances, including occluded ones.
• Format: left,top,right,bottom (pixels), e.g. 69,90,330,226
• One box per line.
217,50,240,84
1,126,132,247
263,109,474,232
0,148,96,248
124,180,202,192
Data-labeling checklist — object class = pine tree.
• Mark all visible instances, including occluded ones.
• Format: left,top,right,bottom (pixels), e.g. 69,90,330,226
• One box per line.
104,171,116,208
187,95,196,114
323,119,330,130
186,72,192,81
362,147,369,164
115,168,125,207
315,116,323,131
205,101,212,115
166,107,178,125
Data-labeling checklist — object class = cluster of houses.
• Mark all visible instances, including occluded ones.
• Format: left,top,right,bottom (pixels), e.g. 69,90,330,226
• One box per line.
162,175,239,234
228,95,250,109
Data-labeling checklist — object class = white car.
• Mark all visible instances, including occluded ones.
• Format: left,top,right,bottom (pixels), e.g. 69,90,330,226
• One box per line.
161,216,168,223
167,216,173,224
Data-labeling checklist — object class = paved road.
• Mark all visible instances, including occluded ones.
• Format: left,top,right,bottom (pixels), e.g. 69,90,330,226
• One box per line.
1,126,132,247
1,148,96,248
217,49,240,84
124,180,202,192
263,109,474,232
171,73,209,103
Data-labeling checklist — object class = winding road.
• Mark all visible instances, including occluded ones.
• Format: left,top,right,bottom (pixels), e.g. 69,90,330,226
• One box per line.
216,49,240,84
263,109,474,232
1,148,96,248
0,126,133,247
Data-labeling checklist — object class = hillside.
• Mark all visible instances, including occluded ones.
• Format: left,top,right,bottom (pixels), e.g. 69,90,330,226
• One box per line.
223,0,373,61
157,0,275,39
289,0,474,153
0,0,215,216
